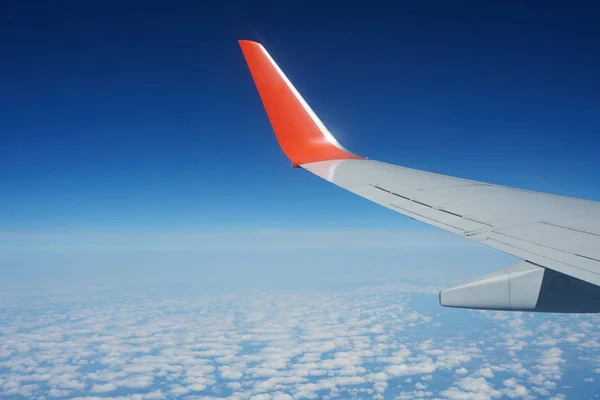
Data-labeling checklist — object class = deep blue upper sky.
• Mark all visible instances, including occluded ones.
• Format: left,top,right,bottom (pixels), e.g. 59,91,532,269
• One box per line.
1,1,599,232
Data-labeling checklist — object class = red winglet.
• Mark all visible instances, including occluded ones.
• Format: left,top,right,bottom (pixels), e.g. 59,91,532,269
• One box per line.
239,40,363,166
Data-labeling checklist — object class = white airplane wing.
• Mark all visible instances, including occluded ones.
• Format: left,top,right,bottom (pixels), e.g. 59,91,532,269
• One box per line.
239,40,600,313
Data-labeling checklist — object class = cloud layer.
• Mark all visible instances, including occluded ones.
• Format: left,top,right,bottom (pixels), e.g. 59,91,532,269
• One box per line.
1,283,600,399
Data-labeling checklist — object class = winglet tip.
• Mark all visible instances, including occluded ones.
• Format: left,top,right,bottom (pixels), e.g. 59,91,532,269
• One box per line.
238,40,262,50
239,39,363,165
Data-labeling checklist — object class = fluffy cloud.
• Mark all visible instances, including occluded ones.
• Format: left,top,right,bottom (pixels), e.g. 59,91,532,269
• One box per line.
90,383,117,393
1,283,599,399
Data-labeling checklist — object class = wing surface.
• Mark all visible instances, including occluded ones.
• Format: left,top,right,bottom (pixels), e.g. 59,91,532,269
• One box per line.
239,40,600,312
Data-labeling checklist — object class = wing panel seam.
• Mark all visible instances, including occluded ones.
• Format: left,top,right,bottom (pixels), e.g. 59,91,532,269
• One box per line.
540,221,600,237
388,203,467,232
493,231,600,264
370,184,494,229
485,238,578,270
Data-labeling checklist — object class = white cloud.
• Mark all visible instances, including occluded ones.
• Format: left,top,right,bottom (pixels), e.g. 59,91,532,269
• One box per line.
442,377,502,400
220,366,244,380
415,381,427,390
478,367,494,378
144,390,167,400
115,375,154,389
2,283,600,400
548,395,566,400
90,383,117,393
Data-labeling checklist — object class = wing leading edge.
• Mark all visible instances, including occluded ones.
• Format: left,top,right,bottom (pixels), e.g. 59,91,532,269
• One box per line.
239,40,600,313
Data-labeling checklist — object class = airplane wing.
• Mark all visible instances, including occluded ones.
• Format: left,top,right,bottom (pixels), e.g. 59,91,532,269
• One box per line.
239,40,600,313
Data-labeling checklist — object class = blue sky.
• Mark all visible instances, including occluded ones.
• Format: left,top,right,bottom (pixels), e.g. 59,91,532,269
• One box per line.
1,1,599,234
